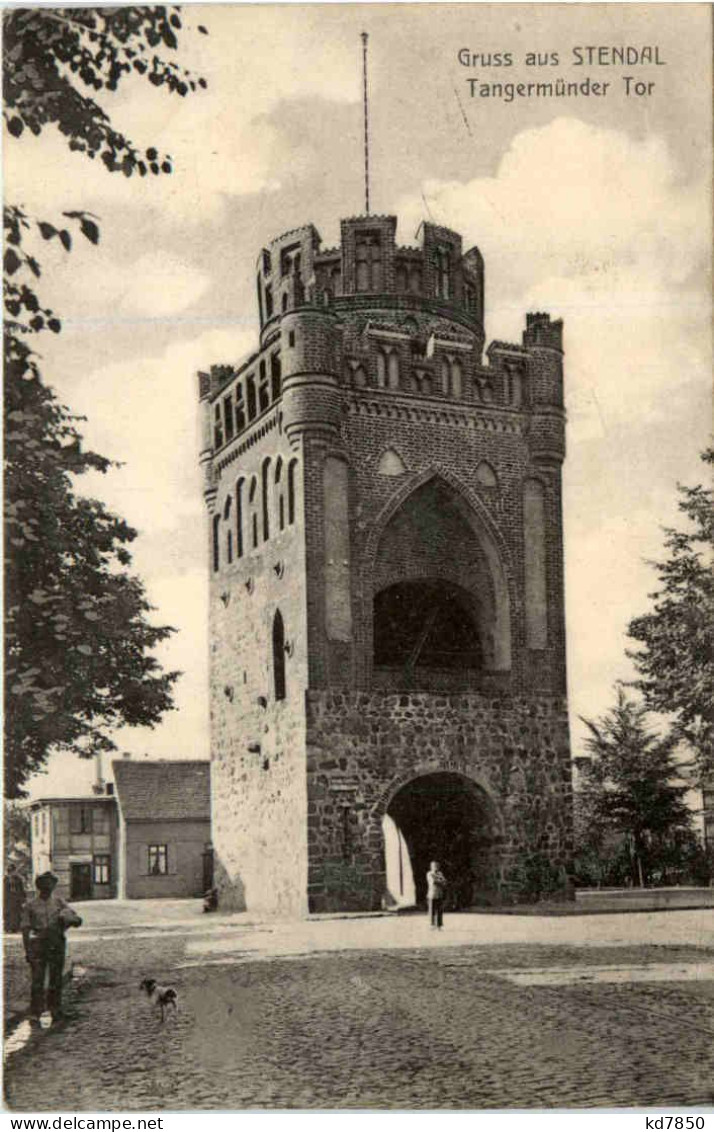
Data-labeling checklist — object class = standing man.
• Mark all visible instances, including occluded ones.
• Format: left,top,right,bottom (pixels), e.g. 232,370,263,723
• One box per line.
426,860,447,930
21,871,82,1022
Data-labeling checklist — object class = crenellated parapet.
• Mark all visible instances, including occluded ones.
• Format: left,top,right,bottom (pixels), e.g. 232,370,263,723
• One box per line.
249,215,485,350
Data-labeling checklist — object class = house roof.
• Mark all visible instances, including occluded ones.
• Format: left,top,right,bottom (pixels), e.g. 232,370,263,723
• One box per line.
27,796,117,809
111,760,211,823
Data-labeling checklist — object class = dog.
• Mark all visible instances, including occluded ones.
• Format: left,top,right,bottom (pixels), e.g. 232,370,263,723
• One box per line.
140,977,178,1022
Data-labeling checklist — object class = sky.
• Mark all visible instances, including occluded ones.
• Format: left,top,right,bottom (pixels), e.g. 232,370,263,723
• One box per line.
6,2,712,799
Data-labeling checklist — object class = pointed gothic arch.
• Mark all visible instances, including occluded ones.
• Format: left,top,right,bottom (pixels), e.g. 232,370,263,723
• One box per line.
365,468,512,673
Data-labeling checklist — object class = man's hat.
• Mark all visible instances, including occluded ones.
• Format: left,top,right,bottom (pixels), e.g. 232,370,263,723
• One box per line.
35,870,59,889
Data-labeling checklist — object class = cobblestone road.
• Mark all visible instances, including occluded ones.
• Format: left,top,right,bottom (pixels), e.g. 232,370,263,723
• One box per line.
5,928,714,1112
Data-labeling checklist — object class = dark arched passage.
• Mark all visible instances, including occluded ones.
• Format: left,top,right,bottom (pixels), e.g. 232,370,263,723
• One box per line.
385,772,500,907
374,579,483,675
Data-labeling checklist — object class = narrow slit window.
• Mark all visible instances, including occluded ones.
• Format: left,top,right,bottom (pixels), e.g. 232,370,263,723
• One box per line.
262,459,271,541
236,479,244,558
275,459,284,531
288,460,298,525
247,377,257,421
376,351,387,388
235,384,246,432
213,405,224,449
272,610,286,701
212,514,220,572
271,354,282,400
388,351,400,390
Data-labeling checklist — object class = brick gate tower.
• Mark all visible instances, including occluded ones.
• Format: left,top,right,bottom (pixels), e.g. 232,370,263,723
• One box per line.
198,215,573,915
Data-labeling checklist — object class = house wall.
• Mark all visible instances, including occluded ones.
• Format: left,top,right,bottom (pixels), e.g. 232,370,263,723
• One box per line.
30,806,52,880
122,819,210,899
31,802,118,900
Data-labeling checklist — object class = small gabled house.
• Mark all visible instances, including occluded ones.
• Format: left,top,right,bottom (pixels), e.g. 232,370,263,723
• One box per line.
28,794,119,901
112,759,211,899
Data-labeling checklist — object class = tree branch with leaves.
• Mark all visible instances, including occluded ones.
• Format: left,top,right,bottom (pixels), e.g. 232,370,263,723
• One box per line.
627,447,714,786
3,6,208,796
577,687,695,887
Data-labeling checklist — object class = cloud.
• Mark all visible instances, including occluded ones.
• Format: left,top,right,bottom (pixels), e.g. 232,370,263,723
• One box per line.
78,252,211,319
56,326,256,530
397,117,711,442
4,7,363,230
397,118,711,748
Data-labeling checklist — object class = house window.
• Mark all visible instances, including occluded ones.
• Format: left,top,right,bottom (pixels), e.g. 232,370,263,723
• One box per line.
42,810,47,835
265,285,273,319
148,845,168,876
70,805,92,834
93,855,111,885
273,610,286,701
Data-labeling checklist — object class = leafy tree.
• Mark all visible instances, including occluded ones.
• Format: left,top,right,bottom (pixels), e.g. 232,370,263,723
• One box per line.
627,447,714,785
3,7,207,796
3,6,206,173
578,687,694,887
3,799,31,883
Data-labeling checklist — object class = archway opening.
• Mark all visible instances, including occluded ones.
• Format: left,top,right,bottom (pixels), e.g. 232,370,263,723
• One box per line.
372,475,512,681
384,772,499,908
374,579,483,676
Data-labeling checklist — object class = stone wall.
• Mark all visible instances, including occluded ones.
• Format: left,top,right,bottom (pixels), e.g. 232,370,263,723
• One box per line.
305,690,573,911
209,430,310,918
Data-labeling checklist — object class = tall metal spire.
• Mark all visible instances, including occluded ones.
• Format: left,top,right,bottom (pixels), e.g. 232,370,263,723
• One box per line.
361,32,370,215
